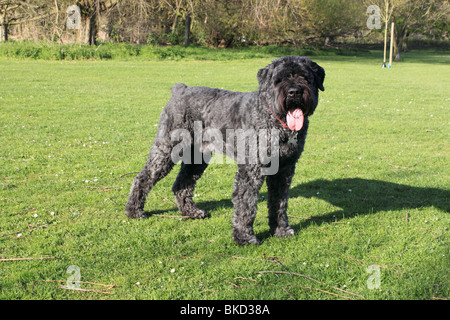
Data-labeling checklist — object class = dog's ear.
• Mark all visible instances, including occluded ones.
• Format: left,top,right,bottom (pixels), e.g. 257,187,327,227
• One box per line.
308,60,325,91
257,65,273,90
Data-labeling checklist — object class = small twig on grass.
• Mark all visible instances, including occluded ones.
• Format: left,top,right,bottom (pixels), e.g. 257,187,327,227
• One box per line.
119,171,139,178
256,271,324,284
257,270,365,300
234,277,257,282
333,287,366,299
326,250,401,274
153,214,190,219
430,282,448,300
0,223,51,239
433,229,444,240
327,250,365,266
27,223,50,230
42,280,116,295
42,280,115,289
286,286,352,300
287,215,312,220
105,198,118,205
0,256,57,262
87,186,119,191
1,198,18,204
281,287,294,298
388,163,417,169
221,255,286,266
153,193,178,206
410,227,444,240
371,264,402,274
58,286,115,295
225,280,240,289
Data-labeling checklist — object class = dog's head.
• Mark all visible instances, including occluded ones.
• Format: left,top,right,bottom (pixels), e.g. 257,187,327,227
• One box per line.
257,56,325,131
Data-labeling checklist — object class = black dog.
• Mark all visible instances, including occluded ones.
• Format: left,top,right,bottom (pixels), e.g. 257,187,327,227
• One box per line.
125,56,325,245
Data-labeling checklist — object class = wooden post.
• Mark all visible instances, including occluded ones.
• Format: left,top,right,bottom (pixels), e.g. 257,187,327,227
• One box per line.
389,22,394,68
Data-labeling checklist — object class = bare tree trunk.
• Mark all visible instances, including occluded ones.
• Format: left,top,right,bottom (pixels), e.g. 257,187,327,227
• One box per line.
53,0,60,42
394,25,407,61
1,23,7,41
184,14,191,47
88,0,100,45
0,11,7,41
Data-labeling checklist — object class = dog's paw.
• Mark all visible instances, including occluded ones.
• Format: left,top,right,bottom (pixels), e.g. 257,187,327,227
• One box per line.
125,209,147,219
232,232,261,245
273,227,295,238
237,237,261,246
247,237,262,245
187,209,207,219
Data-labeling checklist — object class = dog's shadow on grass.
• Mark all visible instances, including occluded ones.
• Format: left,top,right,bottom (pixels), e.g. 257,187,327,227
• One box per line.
149,178,449,242
286,178,449,232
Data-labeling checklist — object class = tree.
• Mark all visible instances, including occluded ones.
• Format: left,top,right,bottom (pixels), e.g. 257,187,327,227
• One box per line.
301,0,365,45
76,0,119,45
0,0,48,41
365,0,449,60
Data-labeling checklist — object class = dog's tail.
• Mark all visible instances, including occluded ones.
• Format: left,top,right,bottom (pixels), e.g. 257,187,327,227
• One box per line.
171,83,187,96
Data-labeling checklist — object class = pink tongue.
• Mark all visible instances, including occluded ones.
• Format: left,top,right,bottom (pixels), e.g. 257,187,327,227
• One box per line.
286,109,304,131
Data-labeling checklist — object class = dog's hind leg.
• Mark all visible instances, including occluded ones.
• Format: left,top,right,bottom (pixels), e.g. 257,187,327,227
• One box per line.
125,139,175,219
266,164,296,238
172,150,209,218
232,165,265,245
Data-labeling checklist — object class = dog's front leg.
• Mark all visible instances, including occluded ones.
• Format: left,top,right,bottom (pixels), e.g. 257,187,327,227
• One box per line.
231,165,265,245
266,164,296,238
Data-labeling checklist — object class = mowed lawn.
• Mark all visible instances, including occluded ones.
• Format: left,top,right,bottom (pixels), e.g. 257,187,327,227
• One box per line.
0,50,448,300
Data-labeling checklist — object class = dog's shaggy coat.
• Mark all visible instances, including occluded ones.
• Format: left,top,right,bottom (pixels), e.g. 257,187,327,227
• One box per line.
125,56,325,245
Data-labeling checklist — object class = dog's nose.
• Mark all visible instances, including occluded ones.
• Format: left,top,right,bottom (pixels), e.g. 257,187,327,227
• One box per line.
288,88,301,97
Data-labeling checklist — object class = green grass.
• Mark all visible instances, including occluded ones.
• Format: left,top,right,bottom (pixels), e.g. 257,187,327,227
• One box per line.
0,48,448,300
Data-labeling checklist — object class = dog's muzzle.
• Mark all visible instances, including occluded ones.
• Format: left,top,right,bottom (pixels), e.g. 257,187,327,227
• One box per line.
284,87,305,131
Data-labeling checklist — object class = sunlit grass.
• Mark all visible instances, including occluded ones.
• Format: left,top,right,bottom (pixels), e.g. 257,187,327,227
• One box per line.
0,49,448,300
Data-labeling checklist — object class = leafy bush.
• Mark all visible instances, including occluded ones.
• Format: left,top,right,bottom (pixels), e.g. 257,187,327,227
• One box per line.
0,40,373,61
